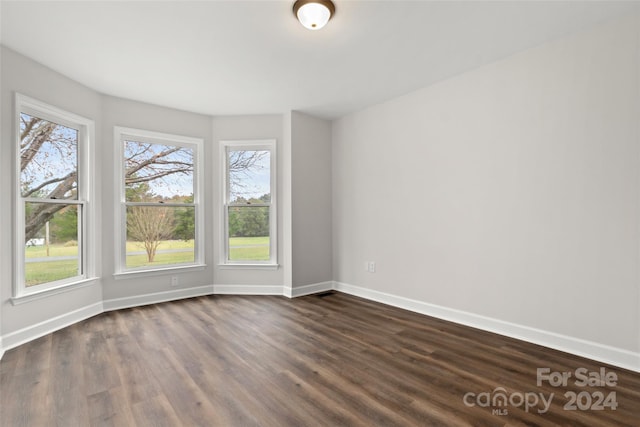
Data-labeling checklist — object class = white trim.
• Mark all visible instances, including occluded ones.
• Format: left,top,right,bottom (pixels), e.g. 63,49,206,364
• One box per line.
113,264,206,280
10,277,99,305
286,281,334,298
213,284,283,295
333,281,640,373
217,263,279,270
103,285,214,311
1,302,103,354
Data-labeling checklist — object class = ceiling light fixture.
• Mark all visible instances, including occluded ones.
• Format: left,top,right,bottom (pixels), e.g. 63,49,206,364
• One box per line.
293,0,335,31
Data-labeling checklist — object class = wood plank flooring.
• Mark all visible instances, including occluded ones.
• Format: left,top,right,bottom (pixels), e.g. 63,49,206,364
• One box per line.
1,292,639,426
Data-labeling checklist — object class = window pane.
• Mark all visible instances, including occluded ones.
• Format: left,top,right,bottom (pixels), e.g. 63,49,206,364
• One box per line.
24,202,80,287
20,113,78,199
228,150,270,203
126,205,195,268
124,140,193,203
228,206,270,261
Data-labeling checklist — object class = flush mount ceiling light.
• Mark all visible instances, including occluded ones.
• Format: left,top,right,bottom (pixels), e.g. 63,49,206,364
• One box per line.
293,0,335,31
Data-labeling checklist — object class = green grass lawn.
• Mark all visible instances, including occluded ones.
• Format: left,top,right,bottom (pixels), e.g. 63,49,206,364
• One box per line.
25,244,78,258
126,240,194,252
126,250,195,268
229,236,269,246
25,237,270,285
25,260,78,287
25,243,79,286
229,236,270,261
126,240,195,268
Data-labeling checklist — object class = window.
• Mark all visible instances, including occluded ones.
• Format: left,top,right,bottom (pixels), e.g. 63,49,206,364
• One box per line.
15,94,95,298
221,140,277,266
114,127,204,275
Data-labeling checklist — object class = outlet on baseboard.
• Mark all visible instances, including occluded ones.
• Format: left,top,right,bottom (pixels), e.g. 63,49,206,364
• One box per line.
170,276,179,287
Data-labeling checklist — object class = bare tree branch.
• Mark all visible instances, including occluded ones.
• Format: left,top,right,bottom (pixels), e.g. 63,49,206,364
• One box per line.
22,171,75,198
228,150,268,196
20,116,38,143
125,146,183,178
20,121,56,172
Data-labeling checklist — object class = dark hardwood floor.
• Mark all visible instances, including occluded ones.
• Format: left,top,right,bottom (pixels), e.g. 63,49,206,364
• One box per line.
1,292,639,426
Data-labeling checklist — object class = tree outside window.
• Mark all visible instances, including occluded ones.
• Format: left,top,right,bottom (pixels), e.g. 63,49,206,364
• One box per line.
120,136,199,270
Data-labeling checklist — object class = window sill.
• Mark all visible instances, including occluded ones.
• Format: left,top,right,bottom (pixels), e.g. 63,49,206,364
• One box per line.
218,263,279,270
113,264,206,280
11,277,100,306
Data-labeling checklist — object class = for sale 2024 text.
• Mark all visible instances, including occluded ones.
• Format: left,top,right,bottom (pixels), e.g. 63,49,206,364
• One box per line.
537,367,618,411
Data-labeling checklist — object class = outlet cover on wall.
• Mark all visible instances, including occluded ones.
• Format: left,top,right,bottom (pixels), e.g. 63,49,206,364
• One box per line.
170,276,179,287
368,261,376,273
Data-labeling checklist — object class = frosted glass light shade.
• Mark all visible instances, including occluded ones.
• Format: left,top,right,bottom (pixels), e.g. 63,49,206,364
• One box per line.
293,0,335,30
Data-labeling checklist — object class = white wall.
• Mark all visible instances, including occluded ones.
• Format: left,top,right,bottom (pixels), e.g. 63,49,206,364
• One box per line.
0,46,103,342
291,111,332,288
333,15,640,363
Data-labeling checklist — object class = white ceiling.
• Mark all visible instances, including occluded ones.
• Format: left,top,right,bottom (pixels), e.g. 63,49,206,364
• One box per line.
1,1,637,120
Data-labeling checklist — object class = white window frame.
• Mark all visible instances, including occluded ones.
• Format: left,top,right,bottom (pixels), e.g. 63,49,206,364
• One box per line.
113,127,205,278
220,139,277,268
13,93,97,301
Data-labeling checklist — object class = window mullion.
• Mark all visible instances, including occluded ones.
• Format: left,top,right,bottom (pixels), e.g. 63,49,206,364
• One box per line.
229,203,270,208
22,197,84,205
125,202,196,208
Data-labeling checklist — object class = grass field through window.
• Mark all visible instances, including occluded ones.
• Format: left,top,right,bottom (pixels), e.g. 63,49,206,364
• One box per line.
228,236,270,261
25,237,270,286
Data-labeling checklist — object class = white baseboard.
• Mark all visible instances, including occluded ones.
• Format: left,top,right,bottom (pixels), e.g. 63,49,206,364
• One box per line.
4,280,636,373
287,281,334,298
103,285,214,311
333,281,640,373
1,302,103,355
213,284,283,295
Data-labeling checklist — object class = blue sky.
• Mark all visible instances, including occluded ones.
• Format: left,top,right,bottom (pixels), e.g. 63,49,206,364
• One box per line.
229,150,270,202
20,113,78,199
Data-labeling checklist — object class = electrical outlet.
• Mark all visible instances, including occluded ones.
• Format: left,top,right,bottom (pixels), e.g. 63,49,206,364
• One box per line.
368,261,376,273
170,276,179,287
